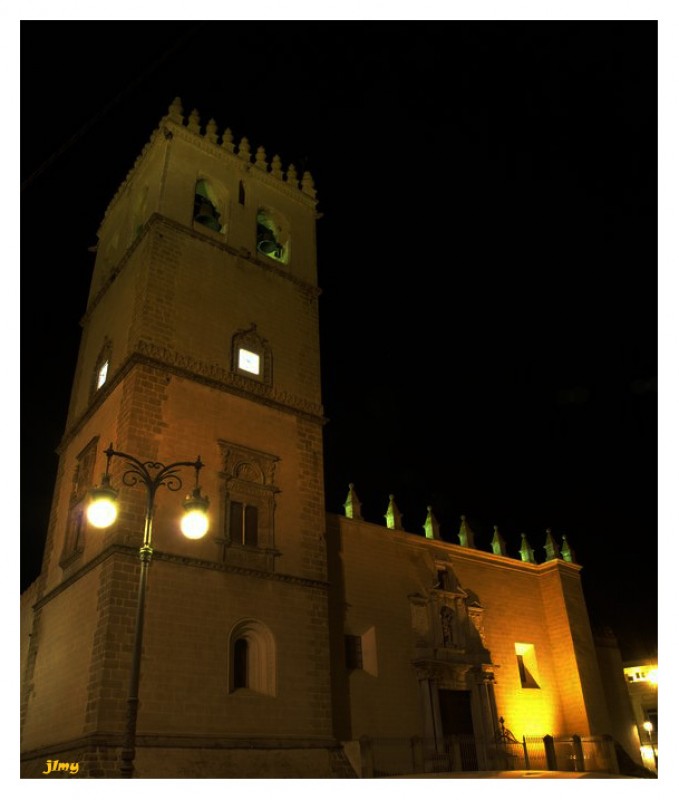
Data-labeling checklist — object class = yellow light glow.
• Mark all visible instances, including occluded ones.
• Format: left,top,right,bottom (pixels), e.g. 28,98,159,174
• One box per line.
643,721,653,733
180,509,209,539
647,669,658,684
87,496,118,528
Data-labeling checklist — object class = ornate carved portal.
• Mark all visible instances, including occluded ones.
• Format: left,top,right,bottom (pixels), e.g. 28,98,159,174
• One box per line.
409,566,498,770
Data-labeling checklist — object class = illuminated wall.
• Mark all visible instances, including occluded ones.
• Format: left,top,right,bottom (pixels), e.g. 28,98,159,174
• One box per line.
329,509,613,749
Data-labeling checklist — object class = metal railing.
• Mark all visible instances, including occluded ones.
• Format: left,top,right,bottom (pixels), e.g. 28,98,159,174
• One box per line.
355,733,619,777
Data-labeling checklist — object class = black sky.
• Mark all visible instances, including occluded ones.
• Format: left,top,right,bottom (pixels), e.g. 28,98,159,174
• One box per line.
20,21,658,659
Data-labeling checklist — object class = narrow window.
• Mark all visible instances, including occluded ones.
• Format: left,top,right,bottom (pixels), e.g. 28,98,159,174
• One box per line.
234,638,248,689
65,508,85,556
228,620,276,696
238,180,246,205
96,360,109,389
515,643,541,689
345,634,363,670
91,339,113,400
230,501,258,547
230,501,243,543
244,505,258,547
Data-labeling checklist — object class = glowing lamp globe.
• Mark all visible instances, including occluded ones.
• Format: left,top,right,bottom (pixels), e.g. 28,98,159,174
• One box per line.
181,488,210,540
87,480,119,528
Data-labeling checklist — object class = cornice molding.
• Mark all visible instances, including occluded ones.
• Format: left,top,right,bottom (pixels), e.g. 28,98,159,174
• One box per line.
33,544,328,611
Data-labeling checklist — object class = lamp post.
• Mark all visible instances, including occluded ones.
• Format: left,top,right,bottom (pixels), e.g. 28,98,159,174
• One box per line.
87,443,209,779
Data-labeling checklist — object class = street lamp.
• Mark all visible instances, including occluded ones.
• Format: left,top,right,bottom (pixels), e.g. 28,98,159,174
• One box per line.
87,443,210,778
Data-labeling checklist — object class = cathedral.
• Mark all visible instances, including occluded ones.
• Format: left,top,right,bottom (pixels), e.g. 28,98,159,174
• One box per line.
20,98,641,778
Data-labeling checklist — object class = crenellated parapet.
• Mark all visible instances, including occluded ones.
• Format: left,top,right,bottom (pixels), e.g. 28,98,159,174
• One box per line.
168,97,316,197
340,483,579,565
102,96,317,229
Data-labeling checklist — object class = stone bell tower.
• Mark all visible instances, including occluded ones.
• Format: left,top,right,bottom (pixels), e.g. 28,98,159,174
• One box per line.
21,98,338,777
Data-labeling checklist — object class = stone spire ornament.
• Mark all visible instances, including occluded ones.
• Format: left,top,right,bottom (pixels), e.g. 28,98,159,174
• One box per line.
458,515,476,549
221,127,235,153
255,146,268,170
187,108,201,133
168,96,184,124
344,484,363,520
286,163,298,185
384,495,403,531
238,136,251,161
519,533,536,564
544,528,560,560
301,170,316,198
423,506,441,540
561,535,575,563
491,525,507,556
205,118,219,144
271,155,283,179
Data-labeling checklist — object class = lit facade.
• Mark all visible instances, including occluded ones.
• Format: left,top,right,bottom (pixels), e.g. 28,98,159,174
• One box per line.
20,100,641,778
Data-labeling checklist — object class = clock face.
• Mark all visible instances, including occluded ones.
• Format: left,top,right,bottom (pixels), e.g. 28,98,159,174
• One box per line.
238,348,261,375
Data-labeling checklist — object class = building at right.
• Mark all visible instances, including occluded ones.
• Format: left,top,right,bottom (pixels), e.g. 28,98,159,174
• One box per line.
326,500,647,775
623,658,658,772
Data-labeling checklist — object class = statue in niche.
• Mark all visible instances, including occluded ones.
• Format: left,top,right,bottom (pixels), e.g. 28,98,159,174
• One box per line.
441,605,455,647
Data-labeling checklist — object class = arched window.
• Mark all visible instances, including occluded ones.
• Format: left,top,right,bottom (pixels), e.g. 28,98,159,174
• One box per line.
228,619,276,695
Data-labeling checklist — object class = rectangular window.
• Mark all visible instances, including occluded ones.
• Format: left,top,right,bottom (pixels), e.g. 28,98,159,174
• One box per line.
244,505,258,547
230,501,258,547
74,439,97,501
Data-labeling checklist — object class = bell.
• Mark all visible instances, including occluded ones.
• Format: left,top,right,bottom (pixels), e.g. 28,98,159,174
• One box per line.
194,198,221,232
258,238,282,256
257,223,282,258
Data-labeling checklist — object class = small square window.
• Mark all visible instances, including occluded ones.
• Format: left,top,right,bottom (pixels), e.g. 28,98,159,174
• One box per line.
238,348,260,375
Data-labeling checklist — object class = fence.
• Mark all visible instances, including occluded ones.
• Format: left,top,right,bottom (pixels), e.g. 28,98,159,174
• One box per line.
354,733,619,777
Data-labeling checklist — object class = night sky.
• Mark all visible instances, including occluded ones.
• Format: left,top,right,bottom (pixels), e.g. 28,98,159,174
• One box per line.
20,20,658,660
